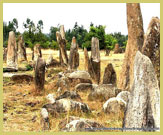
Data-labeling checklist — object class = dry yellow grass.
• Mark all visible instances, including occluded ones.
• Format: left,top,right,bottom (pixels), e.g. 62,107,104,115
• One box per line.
3,48,124,131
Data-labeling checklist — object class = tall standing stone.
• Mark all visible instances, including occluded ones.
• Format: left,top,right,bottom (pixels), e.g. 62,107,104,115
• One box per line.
123,51,160,131
34,57,46,91
56,25,68,65
114,43,122,54
103,63,116,85
68,37,79,70
18,35,27,62
7,31,18,69
89,37,100,84
84,47,89,71
33,44,42,61
118,3,144,90
142,17,160,87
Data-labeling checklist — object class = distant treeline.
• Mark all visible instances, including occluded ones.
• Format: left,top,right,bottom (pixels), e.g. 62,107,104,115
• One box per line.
3,18,128,50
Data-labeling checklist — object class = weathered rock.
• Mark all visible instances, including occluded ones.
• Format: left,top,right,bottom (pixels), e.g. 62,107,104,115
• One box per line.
45,54,60,68
103,63,116,85
56,76,69,91
56,91,82,101
34,57,46,91
89,37,101,84
33,44,42,61
46,54,53,66
43,98,90,114
56,25,68,65
68,37,79,70
7,31,18,69
118,3,144,90
3,48,7,62
11,74,33,83
114,43,122,54
116,91,130,103
123,51,160,131
88,84,120,101
75,83,93,92
84,47,89,71
103,97,126,116
59,116,105,132
68,71,92,87
105,47,110,56
17,35,27,62
142,17,160,87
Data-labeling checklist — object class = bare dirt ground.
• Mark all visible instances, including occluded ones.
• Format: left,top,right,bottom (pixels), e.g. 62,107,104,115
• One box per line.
3,48,124,131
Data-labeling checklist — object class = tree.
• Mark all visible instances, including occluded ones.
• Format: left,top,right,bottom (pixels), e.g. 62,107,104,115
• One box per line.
49,26,59,41
37,20,43,33
105,34,118,50
111,32,128,47
83,24,106,49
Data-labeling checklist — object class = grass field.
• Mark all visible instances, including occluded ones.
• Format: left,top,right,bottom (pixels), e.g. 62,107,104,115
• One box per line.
3,48,124,131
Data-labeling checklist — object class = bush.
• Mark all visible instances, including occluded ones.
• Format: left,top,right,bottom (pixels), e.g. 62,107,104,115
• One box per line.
3,41,8,48
41,41,51,49
26,40,34,49
25,64,33,71
82,41,91,50
51,40,59,49
66,42,71,50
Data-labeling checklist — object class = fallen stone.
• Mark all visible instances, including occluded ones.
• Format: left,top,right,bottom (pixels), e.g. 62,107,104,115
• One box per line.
88,84,121,101
75,83,93,92
103,97,126,116
59,116,105,132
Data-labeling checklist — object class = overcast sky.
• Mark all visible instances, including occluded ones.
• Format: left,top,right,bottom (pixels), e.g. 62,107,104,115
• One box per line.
3,3,160,35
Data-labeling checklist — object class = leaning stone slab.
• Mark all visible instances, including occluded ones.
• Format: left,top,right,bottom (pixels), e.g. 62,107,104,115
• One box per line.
123,51,160,131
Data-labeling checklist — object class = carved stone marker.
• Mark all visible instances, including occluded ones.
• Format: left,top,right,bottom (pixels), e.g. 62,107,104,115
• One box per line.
114,43,122,54
142,17,160,87
118,3,144,90
89,37,101,84
84,47,89,71
33,44,42,61
103,63,116,85
34,57,46,91
7,31,18,69
18,35,27,62
123,51,160,131
68,37,79,70
56,25,68,65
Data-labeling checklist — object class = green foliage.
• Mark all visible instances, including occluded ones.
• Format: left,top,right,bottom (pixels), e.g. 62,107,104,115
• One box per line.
84,25,106,49
111,32,128,47
66,42,71,50
50,40,59,49
25,64,33,71
49,26,59,41
3,19,128,51
3,41,8,48
65,22,88,48
82,41,91,50
105,34,118,50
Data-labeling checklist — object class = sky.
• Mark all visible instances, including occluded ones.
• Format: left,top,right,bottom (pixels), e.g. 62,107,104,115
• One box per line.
3,3,160,35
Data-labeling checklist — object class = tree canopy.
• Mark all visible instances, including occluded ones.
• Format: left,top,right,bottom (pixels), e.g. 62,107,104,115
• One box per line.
3,18,128,50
